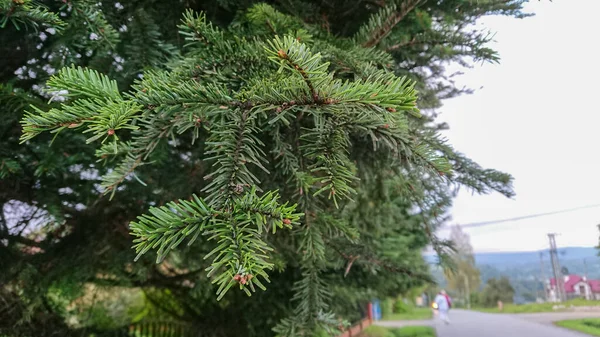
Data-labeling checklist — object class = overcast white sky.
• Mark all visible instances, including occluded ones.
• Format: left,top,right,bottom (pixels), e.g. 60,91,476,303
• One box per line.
437,0,600,253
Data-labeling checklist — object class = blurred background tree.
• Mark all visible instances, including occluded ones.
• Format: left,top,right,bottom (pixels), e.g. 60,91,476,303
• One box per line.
481,277,516,307
444,225,481,308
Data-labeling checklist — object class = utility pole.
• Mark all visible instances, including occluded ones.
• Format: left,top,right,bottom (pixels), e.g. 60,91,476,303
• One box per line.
539,252,547,301
548,233,566,302
584,258,588,279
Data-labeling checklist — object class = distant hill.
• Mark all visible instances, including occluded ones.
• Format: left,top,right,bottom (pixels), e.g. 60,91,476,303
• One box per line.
425,247,598,268
427,246,600,303
474,247,598,268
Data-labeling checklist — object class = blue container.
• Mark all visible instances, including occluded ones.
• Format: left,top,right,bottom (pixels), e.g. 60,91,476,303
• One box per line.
372,300,382,321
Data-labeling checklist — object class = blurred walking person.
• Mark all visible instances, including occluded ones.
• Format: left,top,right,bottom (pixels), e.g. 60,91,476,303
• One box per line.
434,290,452,324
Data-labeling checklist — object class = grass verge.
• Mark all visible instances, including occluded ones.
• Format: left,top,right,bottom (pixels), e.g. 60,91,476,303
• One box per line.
361,326,436,337
391,326,436,337
382,308,433,321
555,318,600,336
472,299,600,313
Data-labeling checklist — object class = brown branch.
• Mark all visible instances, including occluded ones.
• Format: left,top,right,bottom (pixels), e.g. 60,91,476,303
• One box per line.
104,157,142,192
344,255,359,277
265,19,277,35
329,242,432,282
363,0,424,48
386,37,418,51
321,13,331,34
277,50,320,103
1,233,44,248
387,38,456,52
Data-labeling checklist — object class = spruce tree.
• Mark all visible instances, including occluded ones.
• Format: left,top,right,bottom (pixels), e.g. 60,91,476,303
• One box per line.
2,1,524,336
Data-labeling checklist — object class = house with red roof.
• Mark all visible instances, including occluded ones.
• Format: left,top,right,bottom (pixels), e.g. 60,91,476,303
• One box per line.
547,274,600,301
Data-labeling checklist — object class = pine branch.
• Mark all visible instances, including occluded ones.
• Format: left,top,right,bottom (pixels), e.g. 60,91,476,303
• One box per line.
100,153,145,198
0,0,65,31
95,141,133,162
123,9,179,73
82,100,141,143
20,67,140,144
328,241,434,283
206,188,301,300
298,222,326,264
62,1,120,51
236,189,301,235
409,192,456,271
202,108,269,206
300,116,357,207
357,0,424,48
385,27,500,64
315,40,394,77
132,70,233,107
292,267,331,321
98,71,232,195
47,66,122,101
409,140,452,176
130,195,212,264
245,4,306,38
277,211,340,334
98,108,198,196
178,9,224,49
423,131,514,197
0,83,45,117
267,35,331,103
316,214,359,242
386,37,418,51
131,188,302,300
0,159,21,178
271,126,299,177
20,100,96,143
330,69,419,114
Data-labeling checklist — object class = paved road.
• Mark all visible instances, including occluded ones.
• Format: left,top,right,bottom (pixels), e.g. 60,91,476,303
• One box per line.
376,310,595,337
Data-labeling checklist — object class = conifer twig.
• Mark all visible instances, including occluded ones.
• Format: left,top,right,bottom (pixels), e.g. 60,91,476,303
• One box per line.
363,0,423,48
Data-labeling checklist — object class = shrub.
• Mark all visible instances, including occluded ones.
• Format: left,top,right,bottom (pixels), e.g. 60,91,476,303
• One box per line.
394,299,412,314
382,298,394,317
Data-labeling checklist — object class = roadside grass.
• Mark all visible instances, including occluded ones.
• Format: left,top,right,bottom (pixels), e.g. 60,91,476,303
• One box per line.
361,326,436,337
390,326,436,337
382,307,433,321
555,318,600,336
473,299,600,313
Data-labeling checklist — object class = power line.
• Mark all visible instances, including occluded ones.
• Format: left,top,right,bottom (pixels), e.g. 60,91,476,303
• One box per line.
457,203,600,229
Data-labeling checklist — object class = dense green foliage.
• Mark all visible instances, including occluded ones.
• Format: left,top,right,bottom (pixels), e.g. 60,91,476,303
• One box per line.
477,277,515,307
1,0,526,336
